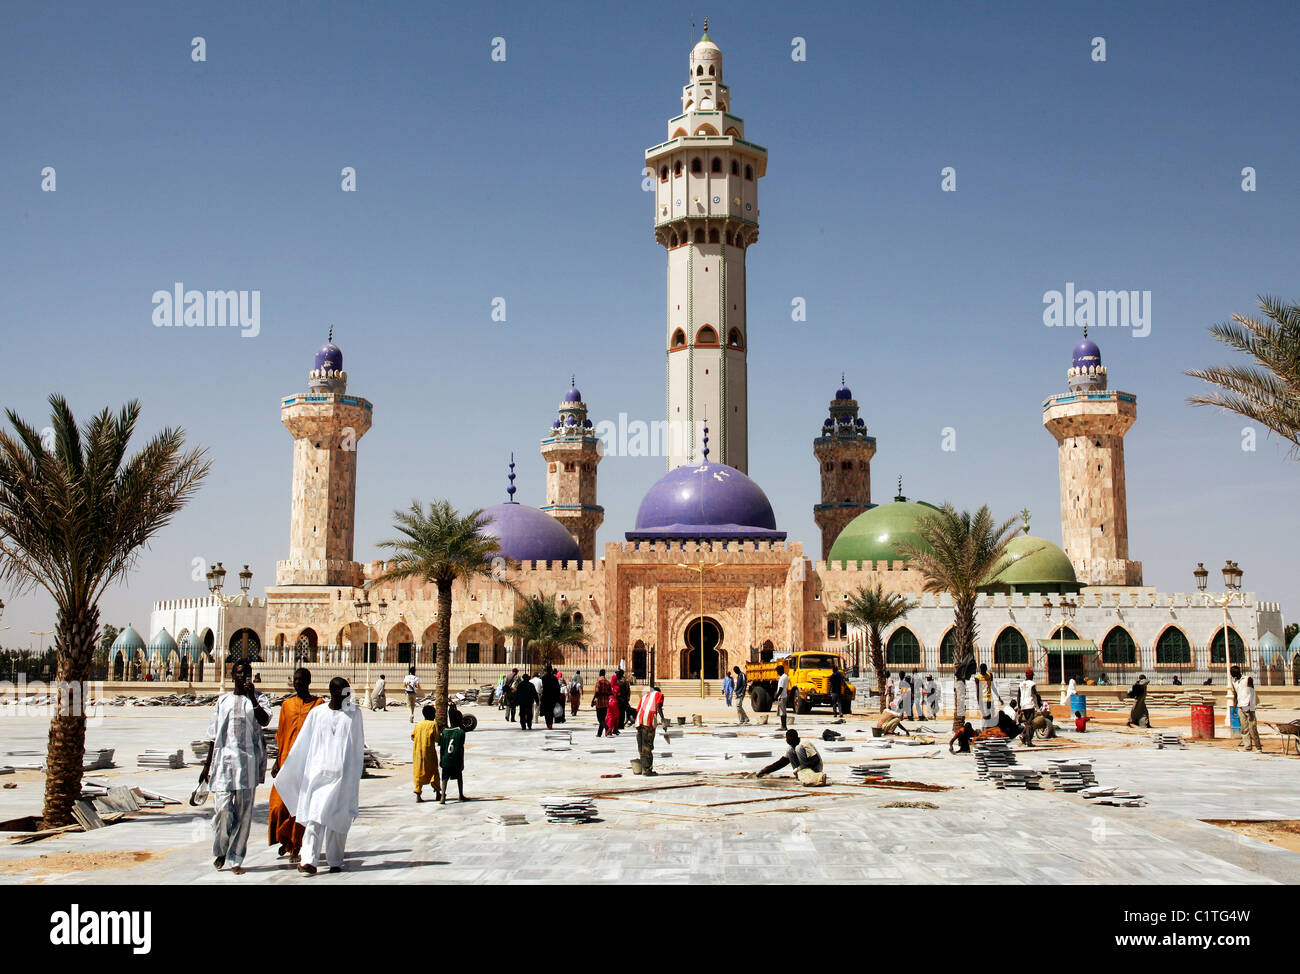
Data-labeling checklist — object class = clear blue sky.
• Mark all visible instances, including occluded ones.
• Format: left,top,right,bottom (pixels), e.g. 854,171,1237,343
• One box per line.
1,0,1296,645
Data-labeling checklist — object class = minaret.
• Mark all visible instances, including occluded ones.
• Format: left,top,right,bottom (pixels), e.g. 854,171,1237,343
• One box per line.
539,378,604,560
276,330,373,587
647,20,766,472
1042,332,1142,586
814,377,876,558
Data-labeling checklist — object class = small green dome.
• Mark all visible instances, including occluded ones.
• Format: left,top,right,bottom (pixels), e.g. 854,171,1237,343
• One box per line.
1259,631,1284,658
111,624,145,654
987,535,1078,590
1290,631,1300,654
148,628,178,655
828,500,940,566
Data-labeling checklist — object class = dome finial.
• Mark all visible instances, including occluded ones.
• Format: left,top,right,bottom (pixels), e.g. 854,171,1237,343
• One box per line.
328,324,333,343
507,453,517,503
702,421,710,460
1019,506,1032,533
895,475,906,503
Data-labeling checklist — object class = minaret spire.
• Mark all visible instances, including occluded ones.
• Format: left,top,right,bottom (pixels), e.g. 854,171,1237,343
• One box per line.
507,453,517,503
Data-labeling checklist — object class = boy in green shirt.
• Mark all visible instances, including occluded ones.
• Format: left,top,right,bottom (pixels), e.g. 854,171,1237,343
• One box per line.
439,709,467,804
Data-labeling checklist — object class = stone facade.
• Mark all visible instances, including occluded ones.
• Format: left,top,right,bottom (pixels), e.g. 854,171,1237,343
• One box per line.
277,372,372,587
539,390,604,560
1042,388,1142,586
813,386,876,558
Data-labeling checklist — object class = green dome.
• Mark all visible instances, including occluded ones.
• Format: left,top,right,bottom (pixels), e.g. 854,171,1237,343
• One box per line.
828,500,940,566
110,624,145,654
987,535,1078,590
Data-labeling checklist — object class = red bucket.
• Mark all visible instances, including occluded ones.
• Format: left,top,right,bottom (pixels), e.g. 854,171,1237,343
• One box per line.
1190,703,1215,739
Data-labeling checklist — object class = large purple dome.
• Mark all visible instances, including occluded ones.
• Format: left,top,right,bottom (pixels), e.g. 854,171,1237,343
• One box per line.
835,384,852,400
627,461,786,541
479,503,581,563
564,385,583,403
1072,338,1101,369
314,342,343,373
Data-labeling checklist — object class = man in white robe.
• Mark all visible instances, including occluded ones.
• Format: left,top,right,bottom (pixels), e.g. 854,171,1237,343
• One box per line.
274,676,366,875
199,661,270,874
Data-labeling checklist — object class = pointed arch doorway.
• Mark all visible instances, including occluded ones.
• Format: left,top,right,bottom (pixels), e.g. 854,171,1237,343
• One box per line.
681,617,725,679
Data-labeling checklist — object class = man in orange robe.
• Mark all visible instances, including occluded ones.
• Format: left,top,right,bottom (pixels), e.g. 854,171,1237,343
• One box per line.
268,668,322,863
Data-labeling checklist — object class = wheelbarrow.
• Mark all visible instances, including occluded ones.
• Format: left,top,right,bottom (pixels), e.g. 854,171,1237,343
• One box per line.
1265,720,1300,755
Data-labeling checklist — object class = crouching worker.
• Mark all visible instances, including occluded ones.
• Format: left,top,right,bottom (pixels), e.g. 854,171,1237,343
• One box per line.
755,730,827,785
876,705,910,736
949,721,977,754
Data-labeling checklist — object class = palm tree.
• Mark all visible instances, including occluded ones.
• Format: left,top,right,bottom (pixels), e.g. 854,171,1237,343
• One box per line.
898,504,1020,731
1186,295,1300,454
834,583,912,710
0,396,209,827
501,594,588,668
374,500,503,720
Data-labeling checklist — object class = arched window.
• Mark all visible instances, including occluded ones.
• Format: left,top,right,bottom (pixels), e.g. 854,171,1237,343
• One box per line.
1102,627,1137,665
886,627,921,665
731,160,739,175
744,164,753,180
708,228,719,243
993,628,1028,665
674,161,682,177
691,157,702,174
696,124,719,136
724,231,733,245
694,228,705,243
1210,626,1246,664
669,232,678,247
696,325,718,345
671,128,687,139
572,612,584,630
696,65,703,77
940,629,957,665
670,328,686,349
708,65,715,76
1155,627,1191,665
727,328,743,349
710,157,722,173
659,165,668,181
1049,626,1080,641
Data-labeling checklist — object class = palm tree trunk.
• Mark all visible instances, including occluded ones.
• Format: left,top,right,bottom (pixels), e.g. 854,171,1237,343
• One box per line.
870,628,886,710
435,580,453,721
951,596,978,732
42,607,98,828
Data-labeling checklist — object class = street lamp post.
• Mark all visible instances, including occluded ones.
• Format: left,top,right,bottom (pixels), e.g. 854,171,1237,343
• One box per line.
1055,596,1078,704
678,559,723,699
353,593,388,707
1195,560,1245,728
207,561,253,693
0,598,12,680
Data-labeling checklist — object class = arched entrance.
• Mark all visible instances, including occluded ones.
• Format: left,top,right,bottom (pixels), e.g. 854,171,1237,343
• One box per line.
632,640,648,680
681,617,724,679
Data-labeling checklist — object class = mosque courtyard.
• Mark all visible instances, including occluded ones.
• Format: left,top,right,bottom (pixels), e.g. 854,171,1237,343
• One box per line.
2,698,1299,885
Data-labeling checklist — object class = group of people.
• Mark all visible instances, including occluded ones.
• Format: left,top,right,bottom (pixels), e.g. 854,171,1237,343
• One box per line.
882,670,941,720
497,665,614,731
202,663,365,876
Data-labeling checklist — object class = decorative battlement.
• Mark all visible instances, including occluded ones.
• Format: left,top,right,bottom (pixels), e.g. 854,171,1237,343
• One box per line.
152,594,266,611
276,558,365,587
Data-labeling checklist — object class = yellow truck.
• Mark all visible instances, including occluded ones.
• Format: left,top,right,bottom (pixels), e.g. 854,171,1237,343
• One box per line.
745,653,856,714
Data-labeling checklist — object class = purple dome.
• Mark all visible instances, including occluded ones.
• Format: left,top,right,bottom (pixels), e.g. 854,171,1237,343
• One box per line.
564,386,583,403
835,384,852,400
314,342,343,373
479,503,581,563
565,415,577,426
1072,338,1101,369
627,461,786,541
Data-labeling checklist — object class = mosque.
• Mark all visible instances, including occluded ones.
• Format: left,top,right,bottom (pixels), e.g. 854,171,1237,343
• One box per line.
145,26,1289,690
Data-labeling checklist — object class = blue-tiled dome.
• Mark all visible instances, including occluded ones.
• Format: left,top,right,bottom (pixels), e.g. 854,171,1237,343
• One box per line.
314,342,343,373
627,460,785,541
148,628,178,656
479,503,581,563
564,385,583,403
1072,338,1101,370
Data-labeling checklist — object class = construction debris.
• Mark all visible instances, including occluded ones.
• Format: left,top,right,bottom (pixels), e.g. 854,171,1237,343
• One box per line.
83,748,115,771
137,749,185,769
191,741,211,762
70,800,106,831
1044,758,1099,792
880,800,939,809
851,763,892,781
104,693,220,708
974,738,1043,789
538,796,597,823
1082,785,1147,806
1153,731,1185,749
487,812,528,826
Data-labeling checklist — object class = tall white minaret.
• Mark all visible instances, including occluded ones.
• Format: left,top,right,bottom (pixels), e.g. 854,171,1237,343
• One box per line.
646,20,766,472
